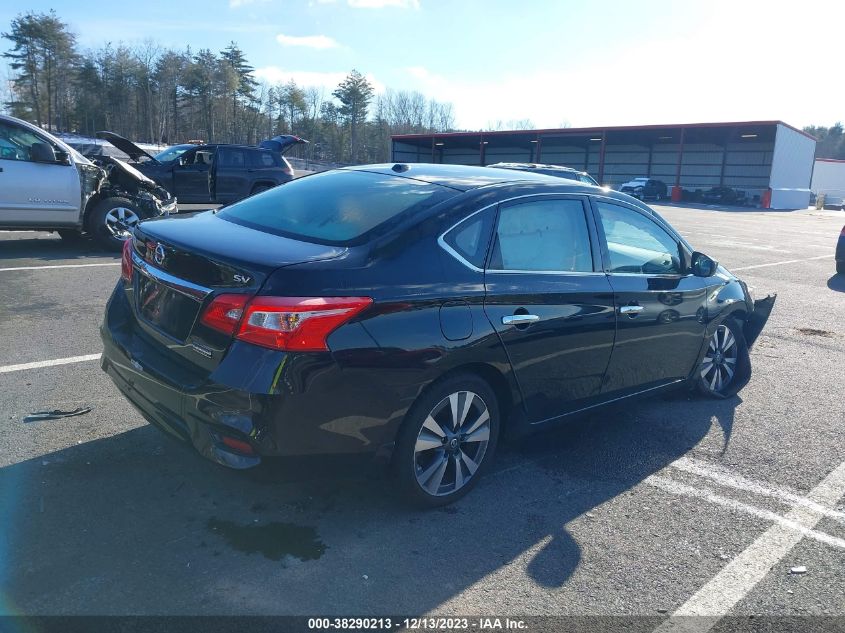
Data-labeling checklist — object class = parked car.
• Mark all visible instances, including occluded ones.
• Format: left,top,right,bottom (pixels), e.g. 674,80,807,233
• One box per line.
818,191,845,211
0,114,176,250
701,186,748,206
96,131,308,204
836,225,845,275
487,162,599,186
101,163,768,506
619,177,668,201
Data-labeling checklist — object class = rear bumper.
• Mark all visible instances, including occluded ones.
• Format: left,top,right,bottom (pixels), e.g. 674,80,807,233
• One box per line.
100,331,261,469
99,283,403,468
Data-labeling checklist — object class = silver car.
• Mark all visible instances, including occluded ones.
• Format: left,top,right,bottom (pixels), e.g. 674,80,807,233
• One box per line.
0,114,175,250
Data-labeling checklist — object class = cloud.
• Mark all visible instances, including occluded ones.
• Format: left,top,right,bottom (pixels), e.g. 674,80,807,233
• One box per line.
254,66,385,94
275,34,339,49
347,0,420,8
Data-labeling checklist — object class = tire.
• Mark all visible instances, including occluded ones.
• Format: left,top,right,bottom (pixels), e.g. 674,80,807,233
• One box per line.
837,261,845,275
393,373,500,508
696,319,751,399
250,184,273,196
57,229,83,243
87,197,144,251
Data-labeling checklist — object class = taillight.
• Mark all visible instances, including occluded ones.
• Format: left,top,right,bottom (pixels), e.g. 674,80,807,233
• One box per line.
121,239,134,282
238,296,373,351
200,294,250,335
219,435,255,455
200,294,373,351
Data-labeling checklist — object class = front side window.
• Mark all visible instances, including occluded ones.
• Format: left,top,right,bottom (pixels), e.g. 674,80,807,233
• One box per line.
0,121,50,162
488,199,593,272
596,201,682,274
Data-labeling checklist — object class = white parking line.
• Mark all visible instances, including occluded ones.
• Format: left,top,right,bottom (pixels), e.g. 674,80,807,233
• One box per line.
646,475,845,549
731,254,830,271
671,457,845,523
653,460,845,632
0,262,120,272
0,354,101,374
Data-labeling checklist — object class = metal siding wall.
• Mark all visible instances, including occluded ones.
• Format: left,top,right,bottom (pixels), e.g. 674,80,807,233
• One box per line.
770,124,815,190
485,147,533,163
441,147,481,165
811,160,845,193
392,141,423,163
541,145,588,170
602,144,650,187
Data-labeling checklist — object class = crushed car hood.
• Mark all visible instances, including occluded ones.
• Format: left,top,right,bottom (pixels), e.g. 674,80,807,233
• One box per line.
259,135,309,155
96,131,160,164
105,157,159,188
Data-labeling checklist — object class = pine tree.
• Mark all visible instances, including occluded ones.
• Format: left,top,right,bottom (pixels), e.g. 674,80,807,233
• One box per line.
332,70,374,162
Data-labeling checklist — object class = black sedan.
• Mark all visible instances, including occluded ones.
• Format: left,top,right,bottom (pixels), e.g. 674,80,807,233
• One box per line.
101,164,767,506
837,225,845,275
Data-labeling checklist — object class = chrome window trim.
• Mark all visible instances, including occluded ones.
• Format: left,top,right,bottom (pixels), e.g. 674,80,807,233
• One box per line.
132,250,212,300
437,192,602,276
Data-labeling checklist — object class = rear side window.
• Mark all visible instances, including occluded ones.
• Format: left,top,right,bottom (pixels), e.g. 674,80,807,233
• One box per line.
219,148,247,168
488,199,593,272
219,169,458,244
250,150,280,167
442,207,495,268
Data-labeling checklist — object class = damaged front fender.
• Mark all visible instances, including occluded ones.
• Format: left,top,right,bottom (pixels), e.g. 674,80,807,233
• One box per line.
744,294,777,348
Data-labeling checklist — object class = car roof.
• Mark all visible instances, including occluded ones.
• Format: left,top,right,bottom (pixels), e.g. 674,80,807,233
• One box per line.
342,163,572,192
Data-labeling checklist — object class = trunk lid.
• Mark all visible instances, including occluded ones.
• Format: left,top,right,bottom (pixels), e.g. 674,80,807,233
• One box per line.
259,135,308,155
128,211,346,371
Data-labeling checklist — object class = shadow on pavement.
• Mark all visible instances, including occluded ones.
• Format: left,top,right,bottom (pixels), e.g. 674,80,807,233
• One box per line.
827,274,845,293
0,234,115,263
0,390,738,614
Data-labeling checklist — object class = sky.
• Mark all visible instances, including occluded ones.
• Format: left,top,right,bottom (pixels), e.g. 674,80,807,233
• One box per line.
1,0,843,131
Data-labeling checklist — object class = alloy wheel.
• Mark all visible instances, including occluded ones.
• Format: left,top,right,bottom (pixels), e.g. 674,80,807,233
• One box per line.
700,324,738,393
104,207,140,240
413,390,490,497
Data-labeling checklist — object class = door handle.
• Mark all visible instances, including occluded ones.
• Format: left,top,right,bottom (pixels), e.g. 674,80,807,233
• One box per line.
619,305,644,316
502,314,540,326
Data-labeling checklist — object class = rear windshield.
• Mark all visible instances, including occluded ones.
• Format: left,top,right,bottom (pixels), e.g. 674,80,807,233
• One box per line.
218,169,458,244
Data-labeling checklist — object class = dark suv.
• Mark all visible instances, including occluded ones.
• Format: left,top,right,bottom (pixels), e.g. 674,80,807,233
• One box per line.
619,177,668,201
96,132,307,204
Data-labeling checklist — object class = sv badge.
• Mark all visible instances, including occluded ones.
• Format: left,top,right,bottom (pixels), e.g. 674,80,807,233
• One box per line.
233,274,251,284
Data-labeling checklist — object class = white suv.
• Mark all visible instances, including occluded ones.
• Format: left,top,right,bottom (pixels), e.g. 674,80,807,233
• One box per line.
0,114,176,250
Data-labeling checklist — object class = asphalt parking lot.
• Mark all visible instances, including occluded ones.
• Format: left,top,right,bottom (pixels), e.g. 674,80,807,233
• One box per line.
1,204,844,624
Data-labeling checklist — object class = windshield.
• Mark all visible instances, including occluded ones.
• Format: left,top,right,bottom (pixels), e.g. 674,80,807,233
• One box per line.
154,144,195,163
219,169,459,244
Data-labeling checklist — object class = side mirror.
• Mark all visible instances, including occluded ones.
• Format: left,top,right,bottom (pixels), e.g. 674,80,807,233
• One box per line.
31,142,58,163
691,251,718,277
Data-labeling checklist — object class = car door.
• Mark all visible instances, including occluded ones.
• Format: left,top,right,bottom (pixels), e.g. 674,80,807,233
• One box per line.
0,119,80,227
591,198,709,396
211,147,252,204
173,147,214,203
482,196,617,423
